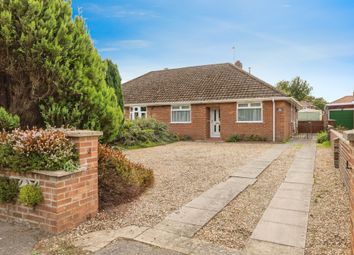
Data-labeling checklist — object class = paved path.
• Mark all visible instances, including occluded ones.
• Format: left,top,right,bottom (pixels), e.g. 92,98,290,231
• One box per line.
0,221,46,255
246,140,316,255
77,144,289,255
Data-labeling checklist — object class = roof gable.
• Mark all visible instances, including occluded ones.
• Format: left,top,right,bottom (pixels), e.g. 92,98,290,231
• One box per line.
123,63,287,105
331,95,354,104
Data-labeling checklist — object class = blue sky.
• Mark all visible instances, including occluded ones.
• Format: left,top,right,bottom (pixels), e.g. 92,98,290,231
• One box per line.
72,0,354,102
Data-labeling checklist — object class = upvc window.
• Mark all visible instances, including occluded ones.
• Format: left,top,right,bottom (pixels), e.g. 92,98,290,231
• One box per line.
130,106,147,120
171,105,191,123
237,102,263,123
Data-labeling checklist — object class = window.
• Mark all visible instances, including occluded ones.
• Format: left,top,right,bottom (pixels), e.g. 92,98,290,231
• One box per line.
171,105,191,123
237,102,262,122
130,106,147,120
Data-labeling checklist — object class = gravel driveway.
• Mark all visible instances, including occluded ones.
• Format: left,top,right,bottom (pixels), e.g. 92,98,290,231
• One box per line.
72,141,272,234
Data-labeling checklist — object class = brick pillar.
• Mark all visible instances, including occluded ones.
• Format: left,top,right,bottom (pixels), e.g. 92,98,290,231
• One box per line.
343,130,354,255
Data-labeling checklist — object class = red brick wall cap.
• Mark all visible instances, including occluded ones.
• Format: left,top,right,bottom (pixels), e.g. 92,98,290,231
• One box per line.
344,130,354,142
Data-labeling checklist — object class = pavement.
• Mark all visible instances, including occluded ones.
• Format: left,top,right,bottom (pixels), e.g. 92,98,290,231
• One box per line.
0,221,46,255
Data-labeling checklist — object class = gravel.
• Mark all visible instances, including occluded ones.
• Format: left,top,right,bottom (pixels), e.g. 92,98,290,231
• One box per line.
194,143,299,249
70,141,272,235
305,146,350,255
34,141,272,253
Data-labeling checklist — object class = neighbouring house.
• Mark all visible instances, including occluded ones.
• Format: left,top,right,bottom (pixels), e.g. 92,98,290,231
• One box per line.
122,62,301,142
298,101,322,121
326,92,354,129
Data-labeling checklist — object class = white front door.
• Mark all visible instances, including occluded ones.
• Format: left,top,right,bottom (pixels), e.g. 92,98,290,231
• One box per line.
210,108,221,138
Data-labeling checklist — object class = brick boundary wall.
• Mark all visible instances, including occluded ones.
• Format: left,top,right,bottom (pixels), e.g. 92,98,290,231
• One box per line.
0,130,102,233
329,129,354,254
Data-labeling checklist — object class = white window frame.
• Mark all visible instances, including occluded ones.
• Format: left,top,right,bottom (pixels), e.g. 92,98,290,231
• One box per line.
170,105,192,124
130,106,147,120
236,102,263,123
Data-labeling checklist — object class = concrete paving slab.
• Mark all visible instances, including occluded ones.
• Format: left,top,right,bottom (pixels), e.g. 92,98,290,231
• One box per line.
279,182,313,192
74,226,149,252
201,185,242,201
274,188,312,200
166,206,217,226
135,228,193,254
251,220,307,248
245,239,304,255
285,172,314,185
262,207,308,227
154,219,201,237
269,197,310,212
185,194,231,212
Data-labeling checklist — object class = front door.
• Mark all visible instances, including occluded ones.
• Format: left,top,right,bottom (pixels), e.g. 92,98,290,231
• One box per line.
210,108,221,138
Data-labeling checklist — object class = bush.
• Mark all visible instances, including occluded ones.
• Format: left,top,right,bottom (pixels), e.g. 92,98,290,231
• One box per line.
226,134,267,142
317,131,329,144
116,118,178,147
98,144,154,208
0,177,19,203
18,184,43,207
0,128,79,172
0,107,20,131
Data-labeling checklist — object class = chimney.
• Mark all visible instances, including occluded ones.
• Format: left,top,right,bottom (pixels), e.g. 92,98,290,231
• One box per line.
234,60,242,69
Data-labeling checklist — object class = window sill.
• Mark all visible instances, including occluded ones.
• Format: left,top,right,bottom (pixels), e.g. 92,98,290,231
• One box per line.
236,121,264,124
170,122,192,124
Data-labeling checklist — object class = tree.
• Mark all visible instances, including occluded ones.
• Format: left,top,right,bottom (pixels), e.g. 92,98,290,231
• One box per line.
105,59,124,111
311,97,327,110
276,77,313,101
0,0,123,142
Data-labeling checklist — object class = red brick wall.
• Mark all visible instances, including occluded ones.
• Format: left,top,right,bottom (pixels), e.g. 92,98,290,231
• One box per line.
298,121,325,133
125,100,294,142
329,130,354,254
0,130,101,233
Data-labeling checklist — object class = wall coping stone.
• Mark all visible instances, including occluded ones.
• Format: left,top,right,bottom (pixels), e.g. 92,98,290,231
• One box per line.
32,166,87,177
344,130,354,142
64,130,103,138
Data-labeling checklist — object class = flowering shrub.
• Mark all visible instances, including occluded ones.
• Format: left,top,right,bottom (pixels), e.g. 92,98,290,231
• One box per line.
0,128,79,172
98,144,154,208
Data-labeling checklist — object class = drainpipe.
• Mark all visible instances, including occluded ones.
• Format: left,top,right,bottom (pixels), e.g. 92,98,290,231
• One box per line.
273,98,276,142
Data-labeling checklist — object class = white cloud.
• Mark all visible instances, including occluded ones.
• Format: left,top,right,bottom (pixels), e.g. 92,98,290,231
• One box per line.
98,40,151,53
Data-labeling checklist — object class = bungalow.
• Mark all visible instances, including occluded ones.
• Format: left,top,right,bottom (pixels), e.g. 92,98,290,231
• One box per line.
326,93,354,129
122,62,300,142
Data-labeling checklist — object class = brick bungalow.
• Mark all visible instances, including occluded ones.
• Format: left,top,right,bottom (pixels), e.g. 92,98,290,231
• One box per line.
122,62,300,142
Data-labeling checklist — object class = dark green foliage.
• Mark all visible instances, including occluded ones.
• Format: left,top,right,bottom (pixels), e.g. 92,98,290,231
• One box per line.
316,131,329,144
18,184,43,207
0,176,19,203
276,77,313,101
226,134,267,142
105,59,124,111
116,118,178,147
0,107,19,130
98,144,154,208
0,0,123,142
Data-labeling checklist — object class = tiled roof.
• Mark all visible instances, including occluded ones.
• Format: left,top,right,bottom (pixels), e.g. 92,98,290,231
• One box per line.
331,95,354,104
122,63,287,105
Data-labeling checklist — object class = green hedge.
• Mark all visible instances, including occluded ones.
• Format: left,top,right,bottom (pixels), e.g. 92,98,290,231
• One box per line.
116,118,178,147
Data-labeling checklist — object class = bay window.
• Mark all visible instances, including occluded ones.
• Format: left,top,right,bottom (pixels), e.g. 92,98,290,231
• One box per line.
237,102,263,123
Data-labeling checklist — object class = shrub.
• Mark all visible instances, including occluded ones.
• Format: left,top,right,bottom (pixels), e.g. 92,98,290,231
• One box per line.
18,184,43,207
98,144,154,208
226,134,267,142
317,131,329,144
0,128,79,172
0,107,20,131
0,177,19,203
116,118,178,147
